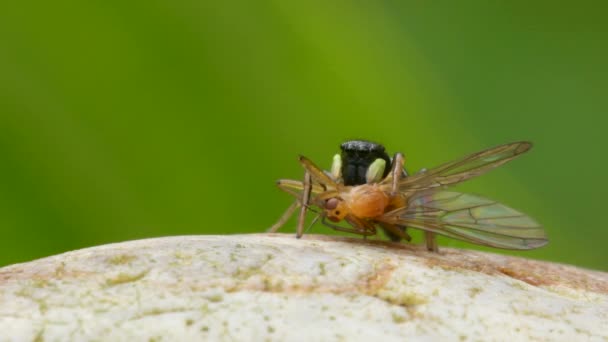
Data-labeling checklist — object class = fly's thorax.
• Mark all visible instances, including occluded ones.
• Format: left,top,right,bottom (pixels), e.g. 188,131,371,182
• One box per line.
344,184,389,219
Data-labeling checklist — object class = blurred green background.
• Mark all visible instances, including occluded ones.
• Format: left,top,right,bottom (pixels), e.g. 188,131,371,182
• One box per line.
1,2,606,271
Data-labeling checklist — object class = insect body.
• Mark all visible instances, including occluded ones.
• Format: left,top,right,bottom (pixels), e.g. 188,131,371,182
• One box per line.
329,140,409,242
269,140,548,252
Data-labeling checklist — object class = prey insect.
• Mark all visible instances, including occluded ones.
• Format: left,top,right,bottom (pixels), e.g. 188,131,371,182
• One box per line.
268,140,548,252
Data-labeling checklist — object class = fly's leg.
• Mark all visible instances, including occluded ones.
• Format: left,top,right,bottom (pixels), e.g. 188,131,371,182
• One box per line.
268,178,306,233
425,232,438,252
303,214,321,235
296,171,312,238
397,225,412,241
389,153,430,244
378,222,412,242
270,172,312,237
402,152,438,252
321,216,376,237
345,215,377,240
268,200,300,233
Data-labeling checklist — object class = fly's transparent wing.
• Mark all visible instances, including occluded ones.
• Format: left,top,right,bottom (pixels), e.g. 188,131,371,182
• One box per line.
277,155,344,201
380,191,548,250
299,155,337,189
395,141,531,193
276,179,341,203
276,179,327,199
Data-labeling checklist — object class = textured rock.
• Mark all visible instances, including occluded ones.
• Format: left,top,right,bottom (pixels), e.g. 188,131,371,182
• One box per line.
0,234,606,341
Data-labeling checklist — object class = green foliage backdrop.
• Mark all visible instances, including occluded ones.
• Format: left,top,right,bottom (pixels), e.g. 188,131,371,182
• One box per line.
1,2,606,270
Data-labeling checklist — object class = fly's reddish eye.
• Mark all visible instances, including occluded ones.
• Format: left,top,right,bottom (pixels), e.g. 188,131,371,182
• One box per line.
325,198,339,210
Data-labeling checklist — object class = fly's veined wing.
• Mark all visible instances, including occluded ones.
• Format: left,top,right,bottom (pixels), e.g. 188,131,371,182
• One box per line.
276,156,342,205
276,179,327,199
395,141,532,193
380,191,548,250
298,155,337,189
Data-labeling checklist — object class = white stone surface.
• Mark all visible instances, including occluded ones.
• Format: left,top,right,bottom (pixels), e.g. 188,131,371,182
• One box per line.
0,234,606,341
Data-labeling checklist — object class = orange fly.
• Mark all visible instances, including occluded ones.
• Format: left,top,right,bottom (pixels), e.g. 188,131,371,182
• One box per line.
269,140,548,252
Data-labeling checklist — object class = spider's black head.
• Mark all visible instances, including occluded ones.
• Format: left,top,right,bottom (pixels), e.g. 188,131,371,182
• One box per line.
340,140,391,186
